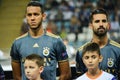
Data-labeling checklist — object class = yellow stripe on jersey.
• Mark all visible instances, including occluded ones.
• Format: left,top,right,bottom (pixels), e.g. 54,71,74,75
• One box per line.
16,32,28,40
78,42,91,51
46,32,60,38
110,40,120,48
11,59,20,63
58,59,69,63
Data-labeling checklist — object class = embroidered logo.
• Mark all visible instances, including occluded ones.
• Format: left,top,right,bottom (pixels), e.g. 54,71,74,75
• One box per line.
43,47,50,56
107,58,114,67
62,52,67,57
33,43,39,47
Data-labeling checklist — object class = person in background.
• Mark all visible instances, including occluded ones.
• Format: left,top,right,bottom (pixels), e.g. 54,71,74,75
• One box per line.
10,1,71,80
76,42,116,80
24,54,44,80
20,18,29,35
76,8,120,80
63,38,76,64
0,64,5,80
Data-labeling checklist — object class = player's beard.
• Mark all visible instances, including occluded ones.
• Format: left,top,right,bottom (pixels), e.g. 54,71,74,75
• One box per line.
93,26,107,37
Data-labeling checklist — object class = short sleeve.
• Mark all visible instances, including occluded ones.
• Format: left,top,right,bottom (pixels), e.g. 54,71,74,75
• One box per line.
54,38,68,61
10,40,21,62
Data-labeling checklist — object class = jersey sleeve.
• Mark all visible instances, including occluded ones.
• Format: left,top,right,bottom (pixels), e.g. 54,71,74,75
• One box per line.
75,50,87,74
10,40,21,62
54,38,68,62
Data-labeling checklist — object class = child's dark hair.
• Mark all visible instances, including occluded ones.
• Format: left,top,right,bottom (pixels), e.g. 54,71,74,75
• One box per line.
89,8,109,23
24,54,44,67
82,43,101,57
27,1,44,14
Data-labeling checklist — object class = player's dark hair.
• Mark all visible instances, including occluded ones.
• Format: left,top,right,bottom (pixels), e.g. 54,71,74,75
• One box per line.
27,1,44,14
89,8,109,23
82,43,101,57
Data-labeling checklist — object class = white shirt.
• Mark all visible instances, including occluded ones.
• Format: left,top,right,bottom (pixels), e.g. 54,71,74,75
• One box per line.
76,71,115,80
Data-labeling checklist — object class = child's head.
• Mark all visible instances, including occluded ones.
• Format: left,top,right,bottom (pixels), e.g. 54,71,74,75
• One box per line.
24,54,44,80
82,43,103,70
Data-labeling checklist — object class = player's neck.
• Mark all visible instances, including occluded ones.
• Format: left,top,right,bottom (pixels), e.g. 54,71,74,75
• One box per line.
86,68,102,79
29,28,44,38
92,35,108,48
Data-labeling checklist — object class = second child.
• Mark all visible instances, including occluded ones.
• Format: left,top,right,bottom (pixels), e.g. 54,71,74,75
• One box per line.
76,43,116,80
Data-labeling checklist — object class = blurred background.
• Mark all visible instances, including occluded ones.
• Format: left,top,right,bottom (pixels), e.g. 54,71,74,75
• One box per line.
0,0,120,79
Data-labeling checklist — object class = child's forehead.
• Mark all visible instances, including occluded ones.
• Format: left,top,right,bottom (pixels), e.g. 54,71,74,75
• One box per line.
24,59,37,64
83,51,99,56
24,60,38,66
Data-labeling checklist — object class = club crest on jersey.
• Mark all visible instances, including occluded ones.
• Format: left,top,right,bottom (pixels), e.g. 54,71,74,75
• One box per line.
43,47,50,56
107,58,114,67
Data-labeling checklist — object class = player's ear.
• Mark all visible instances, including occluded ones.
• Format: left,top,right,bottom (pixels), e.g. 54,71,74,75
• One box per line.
99,55,103,62
89,23,93,30
39,66,44,73
42,13,46,21
107,22,111,30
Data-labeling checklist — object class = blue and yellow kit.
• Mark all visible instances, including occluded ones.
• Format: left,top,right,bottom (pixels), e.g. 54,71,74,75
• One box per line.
76,40,120,78
10,32,68,80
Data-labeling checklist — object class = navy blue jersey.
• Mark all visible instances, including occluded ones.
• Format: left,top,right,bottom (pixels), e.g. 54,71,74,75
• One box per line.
0,64,5,80
76,40,120,78
10,32,68,80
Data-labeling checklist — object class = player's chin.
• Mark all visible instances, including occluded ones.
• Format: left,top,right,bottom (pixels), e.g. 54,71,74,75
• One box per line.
30,26,40,30
30,25,37,28
87,67,94,70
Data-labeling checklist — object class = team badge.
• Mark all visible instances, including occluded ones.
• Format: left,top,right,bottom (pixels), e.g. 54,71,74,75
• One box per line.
107,58,114,67
43,47,50,56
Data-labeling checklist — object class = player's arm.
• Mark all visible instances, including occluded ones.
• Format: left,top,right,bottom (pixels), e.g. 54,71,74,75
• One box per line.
58,60,71,80
11,60,21,80
55,38,71,80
